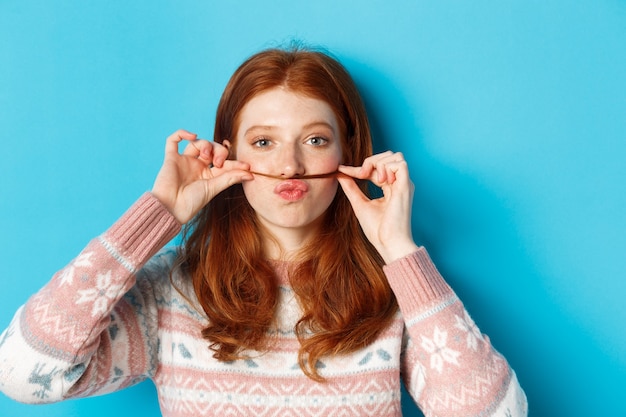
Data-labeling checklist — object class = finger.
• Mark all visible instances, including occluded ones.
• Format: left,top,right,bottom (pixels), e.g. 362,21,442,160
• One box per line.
381,161,404,186
338,161,389,185
339,151,408,188
215,159,251,175
337,174,370,209
165,129,197,155
361,151,394,174
210,142,231,168
182,139,211,159
369,152,407,186
385,159,410,186
185,140,232,166
203,169,254,199
337,165,367,179
340,151,398,181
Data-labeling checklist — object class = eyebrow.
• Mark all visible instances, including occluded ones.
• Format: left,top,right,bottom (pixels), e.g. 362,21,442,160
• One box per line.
243,121,337,136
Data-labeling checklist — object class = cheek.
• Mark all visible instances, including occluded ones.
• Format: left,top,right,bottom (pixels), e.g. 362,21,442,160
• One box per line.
234,149,268,171
240,182,261,212
322,157,340,170
313,151,343,171
241,178,276,208
318,179,340,200
241,180,261,200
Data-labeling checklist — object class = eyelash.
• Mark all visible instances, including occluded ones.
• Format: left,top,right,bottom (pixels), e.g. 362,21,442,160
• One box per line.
306,136,329,146
251,136,330,148
252,137,272,148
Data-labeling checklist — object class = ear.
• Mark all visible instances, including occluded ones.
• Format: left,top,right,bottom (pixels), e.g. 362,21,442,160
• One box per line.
223,139,234,158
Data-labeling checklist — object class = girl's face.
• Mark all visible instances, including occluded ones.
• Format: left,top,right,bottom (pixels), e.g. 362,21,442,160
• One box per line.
231,87,343,248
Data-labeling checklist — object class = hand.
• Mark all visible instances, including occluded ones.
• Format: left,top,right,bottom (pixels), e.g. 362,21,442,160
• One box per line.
151,129,253,224
337,151,419,264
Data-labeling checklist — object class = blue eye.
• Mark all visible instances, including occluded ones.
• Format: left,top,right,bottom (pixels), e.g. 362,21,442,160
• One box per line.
307,136,328,146
253,138,271,147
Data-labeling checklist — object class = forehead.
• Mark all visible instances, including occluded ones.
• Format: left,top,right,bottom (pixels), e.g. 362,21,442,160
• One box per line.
236,88,339,136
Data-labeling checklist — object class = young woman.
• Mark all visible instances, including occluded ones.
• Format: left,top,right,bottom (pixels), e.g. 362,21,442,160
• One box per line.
0,47,527,416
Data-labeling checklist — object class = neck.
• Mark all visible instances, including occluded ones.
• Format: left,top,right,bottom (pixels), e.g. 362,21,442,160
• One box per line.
260,225,319,261
262,231,308,261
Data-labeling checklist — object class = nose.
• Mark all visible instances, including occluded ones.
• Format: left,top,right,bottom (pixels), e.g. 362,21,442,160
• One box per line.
278,144,305,178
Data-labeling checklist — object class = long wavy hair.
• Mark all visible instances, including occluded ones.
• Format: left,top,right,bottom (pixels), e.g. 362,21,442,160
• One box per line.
179,46,398,381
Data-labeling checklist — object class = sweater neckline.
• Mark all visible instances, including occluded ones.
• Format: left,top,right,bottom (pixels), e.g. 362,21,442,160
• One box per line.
266,259,293,285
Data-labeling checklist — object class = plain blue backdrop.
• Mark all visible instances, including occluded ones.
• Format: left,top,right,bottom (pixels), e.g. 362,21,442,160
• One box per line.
1,1,625,416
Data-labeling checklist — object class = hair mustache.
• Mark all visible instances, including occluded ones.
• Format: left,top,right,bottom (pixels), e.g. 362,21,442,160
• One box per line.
250,170,339,180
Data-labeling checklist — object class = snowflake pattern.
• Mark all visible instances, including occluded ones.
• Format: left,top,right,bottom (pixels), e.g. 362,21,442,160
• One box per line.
420,326,460,373
59,252,94,286
454,310,484,351
76,270,125,317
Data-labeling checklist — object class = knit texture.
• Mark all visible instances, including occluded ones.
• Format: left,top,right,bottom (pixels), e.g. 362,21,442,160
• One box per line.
0,193,527,416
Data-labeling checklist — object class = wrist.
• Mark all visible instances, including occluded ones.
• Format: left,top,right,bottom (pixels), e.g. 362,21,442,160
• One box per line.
149,189,184,224
377,240,420,264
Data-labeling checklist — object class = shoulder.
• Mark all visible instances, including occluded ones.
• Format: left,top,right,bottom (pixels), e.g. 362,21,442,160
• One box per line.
141,246,179,274
133,246,204,316
133,246,184,297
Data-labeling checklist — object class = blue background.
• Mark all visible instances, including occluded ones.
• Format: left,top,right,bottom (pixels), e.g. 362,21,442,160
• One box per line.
1,1,625,416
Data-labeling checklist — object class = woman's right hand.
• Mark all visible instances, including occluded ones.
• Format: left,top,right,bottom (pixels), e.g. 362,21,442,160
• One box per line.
151,129,253,224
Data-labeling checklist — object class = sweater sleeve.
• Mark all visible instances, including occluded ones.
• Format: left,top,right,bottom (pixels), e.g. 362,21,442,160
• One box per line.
0,193,181,403
383,248,528,417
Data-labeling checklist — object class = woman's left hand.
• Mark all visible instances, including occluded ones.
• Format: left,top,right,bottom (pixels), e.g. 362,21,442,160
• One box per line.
337,151,420,264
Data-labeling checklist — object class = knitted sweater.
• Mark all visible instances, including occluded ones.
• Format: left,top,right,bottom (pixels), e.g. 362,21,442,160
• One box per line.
0,193,527,416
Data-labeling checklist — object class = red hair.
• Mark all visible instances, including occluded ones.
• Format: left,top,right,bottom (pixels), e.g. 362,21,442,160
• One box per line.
179,46,398,380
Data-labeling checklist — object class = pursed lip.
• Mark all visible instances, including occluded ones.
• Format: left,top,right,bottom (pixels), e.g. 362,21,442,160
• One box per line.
274,179,309,201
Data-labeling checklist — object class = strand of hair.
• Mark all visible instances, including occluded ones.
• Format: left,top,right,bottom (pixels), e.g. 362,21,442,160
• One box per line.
250,171,339,179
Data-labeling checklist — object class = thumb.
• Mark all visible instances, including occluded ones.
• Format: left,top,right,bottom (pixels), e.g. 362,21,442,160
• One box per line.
337,174,369,210
203,169,253,201
176,170,252,224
